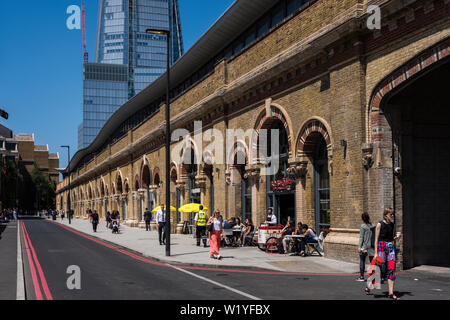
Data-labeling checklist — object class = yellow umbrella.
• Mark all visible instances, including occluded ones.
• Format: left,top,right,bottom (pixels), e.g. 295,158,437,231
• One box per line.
179,203,208,213
151,206,177,213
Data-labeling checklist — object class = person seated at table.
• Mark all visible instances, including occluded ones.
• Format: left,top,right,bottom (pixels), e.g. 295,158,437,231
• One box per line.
232,217,242,244
281,221,295,254
223,217,237,229
299,224,319,257
291,222,304,254
264,208,277,226
221,217,237,246
239,218,255,246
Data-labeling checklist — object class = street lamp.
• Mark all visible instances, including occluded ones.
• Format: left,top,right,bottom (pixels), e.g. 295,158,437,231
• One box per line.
61,145,71,224
0,108,8,120
146,28,171,257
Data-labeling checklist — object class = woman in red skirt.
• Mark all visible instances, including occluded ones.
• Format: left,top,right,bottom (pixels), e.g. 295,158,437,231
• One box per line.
207,210,224,260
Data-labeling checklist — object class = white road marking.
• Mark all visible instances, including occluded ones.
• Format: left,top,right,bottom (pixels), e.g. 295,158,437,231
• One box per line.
16,221,25,300
170,265,261,300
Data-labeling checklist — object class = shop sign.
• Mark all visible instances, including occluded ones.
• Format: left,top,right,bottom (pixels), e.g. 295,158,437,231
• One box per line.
270,178,294,191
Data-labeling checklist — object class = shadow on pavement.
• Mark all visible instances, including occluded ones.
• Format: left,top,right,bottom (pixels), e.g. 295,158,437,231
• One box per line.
0,223,6,239
371,291,413,299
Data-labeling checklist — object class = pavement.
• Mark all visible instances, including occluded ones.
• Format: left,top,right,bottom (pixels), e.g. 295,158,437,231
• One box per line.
0,220,18,300
49,217,362,274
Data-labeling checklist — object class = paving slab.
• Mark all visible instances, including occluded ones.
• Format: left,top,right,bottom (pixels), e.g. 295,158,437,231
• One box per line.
0,221,18,300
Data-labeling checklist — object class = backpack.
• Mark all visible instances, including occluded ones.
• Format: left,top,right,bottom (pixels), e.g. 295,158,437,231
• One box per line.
370,225,376,248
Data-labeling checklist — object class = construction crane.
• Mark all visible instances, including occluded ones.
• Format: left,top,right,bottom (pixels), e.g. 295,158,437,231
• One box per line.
82,2,88,64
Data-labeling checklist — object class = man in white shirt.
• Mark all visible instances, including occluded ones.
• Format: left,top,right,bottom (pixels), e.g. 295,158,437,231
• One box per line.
156,204,167,245
265,207,277,226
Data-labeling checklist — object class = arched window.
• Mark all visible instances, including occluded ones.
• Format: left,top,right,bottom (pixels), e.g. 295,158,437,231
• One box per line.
314,136,330,232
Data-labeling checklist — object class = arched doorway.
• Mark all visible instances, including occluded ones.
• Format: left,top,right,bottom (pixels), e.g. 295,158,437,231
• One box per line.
264,119,295,226
182,146,199,226
297,118,333,233
141,163,152,221
117,174,124,220
152,170,160,210
203,163,214,213
380,60,450,268
183,147,200,205
170,164,180,224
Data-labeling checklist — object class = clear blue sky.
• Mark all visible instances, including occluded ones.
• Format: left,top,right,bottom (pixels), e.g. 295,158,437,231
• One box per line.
0,0,234,173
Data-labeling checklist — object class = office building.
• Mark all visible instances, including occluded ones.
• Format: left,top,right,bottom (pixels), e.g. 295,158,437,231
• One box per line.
78,0,183,149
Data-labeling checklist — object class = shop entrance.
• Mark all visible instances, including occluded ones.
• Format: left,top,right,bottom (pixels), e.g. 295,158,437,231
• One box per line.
276,193,295,226
267,191,295,226
264,118,294,226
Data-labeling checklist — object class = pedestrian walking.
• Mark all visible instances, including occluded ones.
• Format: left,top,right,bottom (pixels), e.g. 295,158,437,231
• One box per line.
13,208,18,221
92,210,99,232
144,208,152,231
367,208,402,300
156,204,167,245
106,211,111,229
87,209,92,223
207,210,224,260
61,210,65,221
194,205,208,247
357,212,375,281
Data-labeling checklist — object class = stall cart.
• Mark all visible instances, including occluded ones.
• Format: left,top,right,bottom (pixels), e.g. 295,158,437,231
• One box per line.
256,224,284,252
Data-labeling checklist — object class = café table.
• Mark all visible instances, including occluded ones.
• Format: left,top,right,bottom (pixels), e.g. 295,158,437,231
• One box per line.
284,234,304,255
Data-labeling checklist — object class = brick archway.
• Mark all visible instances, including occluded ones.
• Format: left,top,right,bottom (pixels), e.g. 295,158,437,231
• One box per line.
140,158,152,189
369,38,450,143
134,175,140,191
153,167,161,185
296,117,333,157
180,139,200,176
116,171,123,194
170,163,178,183
228,140,249,168
253,104,294,160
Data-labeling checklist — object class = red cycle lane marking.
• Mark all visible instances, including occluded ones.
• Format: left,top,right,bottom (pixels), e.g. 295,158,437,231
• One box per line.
50,221,168,267
21,221,43,300
47,220,359,277
22,221,54,300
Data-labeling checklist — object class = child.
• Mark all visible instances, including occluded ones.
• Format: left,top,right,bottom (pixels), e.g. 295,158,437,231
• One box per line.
112,220,119,233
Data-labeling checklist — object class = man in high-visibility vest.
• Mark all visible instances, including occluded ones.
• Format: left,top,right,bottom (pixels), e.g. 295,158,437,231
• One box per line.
194,205,208,247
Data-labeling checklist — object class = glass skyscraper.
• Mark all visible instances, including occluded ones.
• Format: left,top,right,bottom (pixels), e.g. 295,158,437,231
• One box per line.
79,63,129,149
78,0,183,150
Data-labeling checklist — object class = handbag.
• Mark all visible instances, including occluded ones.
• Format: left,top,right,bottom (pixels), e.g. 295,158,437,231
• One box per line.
207,222,214,232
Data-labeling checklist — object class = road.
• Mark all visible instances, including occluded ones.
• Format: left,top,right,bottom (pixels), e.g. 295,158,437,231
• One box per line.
17,217,450,301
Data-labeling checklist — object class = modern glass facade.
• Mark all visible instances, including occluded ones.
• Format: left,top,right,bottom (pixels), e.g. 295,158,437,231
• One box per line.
78,0,183,150
95,0,183,97
78,63,128,149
